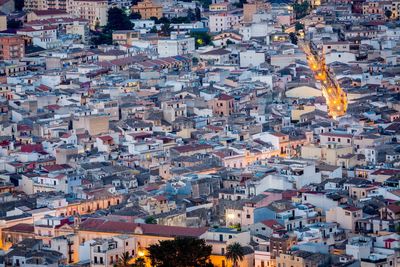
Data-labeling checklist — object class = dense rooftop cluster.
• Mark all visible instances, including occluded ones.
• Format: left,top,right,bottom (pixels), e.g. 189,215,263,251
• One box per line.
0,0,399,266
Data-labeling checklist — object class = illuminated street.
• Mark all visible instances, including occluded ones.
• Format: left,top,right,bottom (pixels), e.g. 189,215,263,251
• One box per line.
302,42,348,118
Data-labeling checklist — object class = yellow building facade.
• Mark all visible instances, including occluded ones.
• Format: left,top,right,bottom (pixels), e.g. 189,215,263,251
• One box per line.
132,0,163,19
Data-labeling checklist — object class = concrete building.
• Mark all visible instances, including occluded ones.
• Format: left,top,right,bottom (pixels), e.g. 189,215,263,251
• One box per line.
112,30,140,46
67,0,109,29
131,0,162,19
209,13,242,33
239,50,265,68
157,34,195,57
90,236,136,267
243,2,269,23
0,12,7,31
0,35,25,60
326,206,363,232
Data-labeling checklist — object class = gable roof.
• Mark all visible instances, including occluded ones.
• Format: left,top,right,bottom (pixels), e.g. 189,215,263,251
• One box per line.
79,218,208,238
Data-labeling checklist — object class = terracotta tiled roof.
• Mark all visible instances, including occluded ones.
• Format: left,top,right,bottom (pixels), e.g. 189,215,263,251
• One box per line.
3,223,34,233
79,218,208,237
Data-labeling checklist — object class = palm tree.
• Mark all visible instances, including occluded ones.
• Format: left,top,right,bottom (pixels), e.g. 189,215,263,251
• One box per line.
114,251,132,267
132,257,146,267
225,242,244,267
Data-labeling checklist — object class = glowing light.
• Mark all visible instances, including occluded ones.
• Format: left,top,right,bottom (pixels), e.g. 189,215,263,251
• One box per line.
301,41,347,118
138,251,145,257
227,213,235,220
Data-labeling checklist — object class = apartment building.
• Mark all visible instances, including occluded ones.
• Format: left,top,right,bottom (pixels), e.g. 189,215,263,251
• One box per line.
67,0,109,29
209,12,242,33
243,2,269,23
157,34,195,57
131,0,163,19
25,0,67,10
0,35,25,60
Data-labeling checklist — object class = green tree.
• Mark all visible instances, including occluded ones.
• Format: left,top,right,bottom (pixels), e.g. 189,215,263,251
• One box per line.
129,12,141,19
161,23,172,36
145,216,157,224
195,7,201,21
226,242,245,267
292,1,309,19
7,19,22,29
114,252,133,267
385,9,392,19
187,8,196,22
234,0,247,8
150,25,158,33
105,7,133,32
150,16,159,23
289,32,298,45
198,0,212,9
91,7,133,45
190,31,212,48
158,17,171,24
132,257,146,267
147,237,213,267
295,22,304,31
15,0,24,11
171,17,190,23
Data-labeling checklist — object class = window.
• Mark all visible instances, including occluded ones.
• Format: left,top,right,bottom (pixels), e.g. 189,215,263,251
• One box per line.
246,214,251,219
94,257,98,264
100,257,103,264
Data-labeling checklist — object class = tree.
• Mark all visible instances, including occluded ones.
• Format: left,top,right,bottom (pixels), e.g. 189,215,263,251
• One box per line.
132,257,146,267
7,19,22,29
91,7,133,45
198,0,212,9
105,7,133,32
385,9,392,20
150,16,159,23
195,7,201,21
160,23,172,36
171,17,190,23
190,31,212,48
150,26,158,33
225,242,245,267
129,12,141,19
14,0,24,11
289,32,298,45
292,1,309,19
114,252,133,267
145,216,157,224
234,0,247,8
187,8,196,22
90,32,112,45
147,237,213,267
158,17,171,24
295,22,304,31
